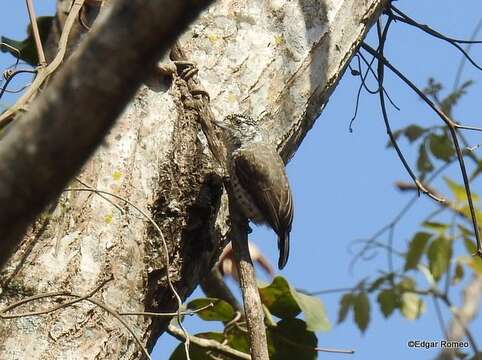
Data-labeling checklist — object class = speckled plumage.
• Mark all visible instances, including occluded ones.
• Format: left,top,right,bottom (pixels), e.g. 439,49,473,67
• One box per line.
220,115,294,269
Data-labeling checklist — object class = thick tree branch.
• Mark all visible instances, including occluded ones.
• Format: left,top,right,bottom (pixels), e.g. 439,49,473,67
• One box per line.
0,0,213,267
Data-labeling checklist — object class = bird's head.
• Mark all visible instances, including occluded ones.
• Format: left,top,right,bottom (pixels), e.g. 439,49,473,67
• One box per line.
215,114,259,149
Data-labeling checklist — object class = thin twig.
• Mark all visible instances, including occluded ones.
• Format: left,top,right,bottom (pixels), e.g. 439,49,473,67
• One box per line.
453,19,482,91
0,0,86,127
361,42,482,257
84,297,152,359
350,160,452,270
74,177,125,214
0,277,155,359
0,69,37,101
119,303,214,317
167,324,251,360
2,282,150,359
390,5,482,71
315,347,355,354
374,19,446,204
444,212,457,296
0,276,113,318
349,50,400,132
433,297,449,340
306,287,356,296
395,181,468,221
25,0,46,66
0,42,21,67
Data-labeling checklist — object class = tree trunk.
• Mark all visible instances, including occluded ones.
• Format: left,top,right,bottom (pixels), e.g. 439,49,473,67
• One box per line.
0,0,385,358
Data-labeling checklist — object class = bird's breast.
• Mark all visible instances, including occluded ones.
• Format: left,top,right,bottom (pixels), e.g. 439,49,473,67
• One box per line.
229,166,265,224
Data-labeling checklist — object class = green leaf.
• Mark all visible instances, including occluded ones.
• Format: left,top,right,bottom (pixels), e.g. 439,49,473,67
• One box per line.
387,125,426,148
444,177,479,203
225,326,250,354
400,292,425,320
353,292,370,333
368,273,393,292
291,291,330,332
337,293,354,323
417,142,434,174
452,262,465,285
186,298,235,322
404,125,426,142
260,276,331,331
440,80,474,116
377,289,398,317
397,277,416,292
259,276,301,319
387,129,404,147
405,232,432,271
422,221,449,234
463,237,477,254
428,133,454,162
423,77,443,98
427,236,453,281
268,319,317,360
169,332,225,360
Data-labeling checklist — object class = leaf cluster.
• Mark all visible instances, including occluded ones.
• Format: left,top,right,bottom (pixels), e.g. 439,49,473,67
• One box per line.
170,276,330,360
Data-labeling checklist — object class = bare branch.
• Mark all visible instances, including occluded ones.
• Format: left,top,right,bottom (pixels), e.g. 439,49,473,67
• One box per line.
167,324,251,360
0,276,112,317
0,0,86,127
361,42,482,258
372,19,446,204
25,0,46,66
230,210,270,360
453,19,482,90
390,5,482,71
315,347,355,355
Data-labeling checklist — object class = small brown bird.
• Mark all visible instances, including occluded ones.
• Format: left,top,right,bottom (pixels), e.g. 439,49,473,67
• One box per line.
216,114,294,269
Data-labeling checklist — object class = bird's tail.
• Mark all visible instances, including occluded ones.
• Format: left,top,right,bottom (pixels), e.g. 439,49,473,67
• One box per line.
277,232,290,270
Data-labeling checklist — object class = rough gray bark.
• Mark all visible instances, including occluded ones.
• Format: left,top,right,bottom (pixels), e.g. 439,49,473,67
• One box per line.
0,0,386,358
0,0,213,267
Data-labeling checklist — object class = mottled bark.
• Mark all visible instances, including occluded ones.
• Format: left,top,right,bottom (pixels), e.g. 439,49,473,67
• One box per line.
0,0,385,358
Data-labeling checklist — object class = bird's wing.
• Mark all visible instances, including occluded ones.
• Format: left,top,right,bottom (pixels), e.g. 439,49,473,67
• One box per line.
232,145,293,235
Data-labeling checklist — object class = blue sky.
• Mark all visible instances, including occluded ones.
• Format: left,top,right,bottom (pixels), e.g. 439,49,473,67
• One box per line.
1,1,481,359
